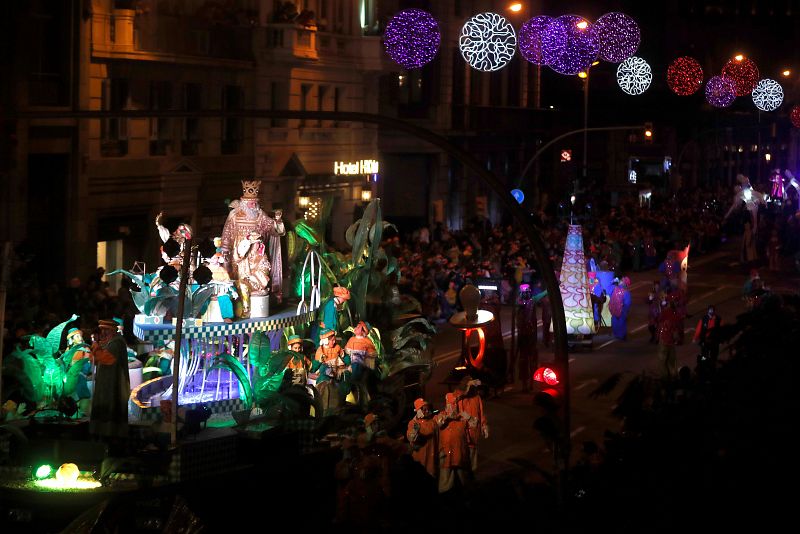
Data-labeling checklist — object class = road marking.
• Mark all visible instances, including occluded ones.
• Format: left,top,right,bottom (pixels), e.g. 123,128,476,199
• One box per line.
574,378,598,391
570,426,586,438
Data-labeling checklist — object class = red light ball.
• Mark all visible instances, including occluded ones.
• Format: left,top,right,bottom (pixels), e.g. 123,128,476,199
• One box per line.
791,105,800,128
667,56,704,96
721,57,759,96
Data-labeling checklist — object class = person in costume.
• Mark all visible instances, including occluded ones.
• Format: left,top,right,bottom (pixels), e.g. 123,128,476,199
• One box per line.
63,327,93,413
311,286,350,346
312,328,350,416
436,391,475,493
344,321,378,407
220,180,286,314
656,299,681,378
609,277,632,341
89,319,130,444
155,212,193,273
455,376,489,473
693,304,723,367
406,397,439,480
285,334,312,386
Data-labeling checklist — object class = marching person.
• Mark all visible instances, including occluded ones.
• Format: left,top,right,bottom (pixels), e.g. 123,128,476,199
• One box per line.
693,305,723,366
89,319,131,451
406,398,439,481
455,376,489,473
436,392,475,494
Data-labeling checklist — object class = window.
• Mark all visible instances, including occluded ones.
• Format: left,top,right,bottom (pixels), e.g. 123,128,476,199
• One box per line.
221,85,243,154
101,78,129,157
318,85,329,126
150,81,172,156
334,86,345,126
182,83,202,155
270,82,288,127
300,84,312,127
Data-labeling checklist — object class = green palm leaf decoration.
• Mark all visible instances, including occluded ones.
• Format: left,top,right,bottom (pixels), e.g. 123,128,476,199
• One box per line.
4,345,45,403
144,285,178,316
293,220,321,247
188,285,215,317
248,330,272,368
207,352,253,409
44,314,79,357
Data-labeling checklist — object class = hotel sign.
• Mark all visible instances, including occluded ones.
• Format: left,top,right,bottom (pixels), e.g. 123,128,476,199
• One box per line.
334,159,380,175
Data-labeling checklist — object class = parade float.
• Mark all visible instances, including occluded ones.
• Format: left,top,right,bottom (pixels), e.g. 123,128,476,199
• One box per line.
0,182,436,531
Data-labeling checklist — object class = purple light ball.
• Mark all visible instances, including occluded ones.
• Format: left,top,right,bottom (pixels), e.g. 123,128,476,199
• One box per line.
541,14,599,76
384,9,441,69
705,76,737,108
590,12,640,63
518,15,554,65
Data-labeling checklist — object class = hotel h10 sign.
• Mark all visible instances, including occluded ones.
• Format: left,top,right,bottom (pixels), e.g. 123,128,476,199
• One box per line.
334,159,380,176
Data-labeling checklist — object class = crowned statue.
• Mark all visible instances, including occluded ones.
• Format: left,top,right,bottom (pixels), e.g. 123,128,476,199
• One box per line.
220,180,286,316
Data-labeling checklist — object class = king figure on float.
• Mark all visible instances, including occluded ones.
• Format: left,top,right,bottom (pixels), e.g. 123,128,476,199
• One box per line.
220,180,286,317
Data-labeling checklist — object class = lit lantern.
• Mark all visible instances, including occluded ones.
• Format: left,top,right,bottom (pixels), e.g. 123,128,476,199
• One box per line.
721,56,759,96
518,15,554,65
751,79,783,112
616,56,652,95
56,463,80,485
705,76,737,108
459,12,517,72
541,14,599,75
384,9,441,69
590,12,640,63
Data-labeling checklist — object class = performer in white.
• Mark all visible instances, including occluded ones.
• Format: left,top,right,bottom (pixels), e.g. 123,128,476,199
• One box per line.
723,174,766,234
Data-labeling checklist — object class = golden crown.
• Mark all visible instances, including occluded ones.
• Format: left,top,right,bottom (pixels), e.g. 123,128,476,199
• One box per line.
241,180,261,199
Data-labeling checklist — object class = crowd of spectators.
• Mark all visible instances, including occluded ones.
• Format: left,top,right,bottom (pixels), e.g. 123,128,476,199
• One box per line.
3,183,799,357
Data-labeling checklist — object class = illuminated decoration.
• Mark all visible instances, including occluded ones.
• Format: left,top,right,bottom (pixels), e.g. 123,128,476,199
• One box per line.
463,327,486,369
616,56,652,95
533,366,559,386
667,56,704,95
304,198,321,222
721,56,759,96
334,159,379,175
557,224,595,335
510,188,525,204
560,149,572,162
459,12,517,72
35,465,53,479
705,76,737,108
541,14,599,75
791,105,800,128
590,12,640,63
518,15,554,65
383,9,441,69
751,79,783,111
56,463,80,485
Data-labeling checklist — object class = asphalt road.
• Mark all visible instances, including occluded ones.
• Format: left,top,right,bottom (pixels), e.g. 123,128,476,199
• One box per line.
420,236,800,484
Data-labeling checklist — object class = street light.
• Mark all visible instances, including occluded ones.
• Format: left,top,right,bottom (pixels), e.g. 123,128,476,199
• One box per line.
361,189,372,202
782,69,791,77
508,2,523,13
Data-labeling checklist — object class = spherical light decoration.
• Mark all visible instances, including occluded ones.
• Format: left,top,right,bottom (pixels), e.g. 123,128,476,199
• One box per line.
383,9,441,69
56,463,80,485
667,56,704,96
721,57,759,96
616,56,652,95
541,14,599,75
751,79,784,111
790,105,800,128
705,76,737,108
459,12,517,72
518,15,554,65
590,12,640,63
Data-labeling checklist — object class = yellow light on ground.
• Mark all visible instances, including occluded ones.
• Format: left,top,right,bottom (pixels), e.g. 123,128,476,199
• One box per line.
735,54,744,61
578,71,588,79
509,2,523,12
56,463,80,485
783,69,791,77
576,20,588,29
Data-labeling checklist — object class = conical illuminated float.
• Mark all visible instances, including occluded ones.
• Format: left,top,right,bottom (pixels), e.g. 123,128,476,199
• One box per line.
554,224,596,349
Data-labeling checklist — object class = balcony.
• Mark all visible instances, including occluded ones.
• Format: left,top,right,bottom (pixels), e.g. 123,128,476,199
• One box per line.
93,10,253,62
262,23,318,61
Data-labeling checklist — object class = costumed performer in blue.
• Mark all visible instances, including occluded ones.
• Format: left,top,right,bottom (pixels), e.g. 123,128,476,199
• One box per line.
311,286,351,346
608,277,632,341
89,319,131,449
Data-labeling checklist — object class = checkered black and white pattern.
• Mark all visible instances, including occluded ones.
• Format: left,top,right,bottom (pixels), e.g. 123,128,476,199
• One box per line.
134,310,315,344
